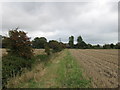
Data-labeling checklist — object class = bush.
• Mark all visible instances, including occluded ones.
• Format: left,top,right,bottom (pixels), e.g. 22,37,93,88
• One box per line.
2,55,35,88
32,37,47,49
49,40,64,53
2,28,35,88
5,28,33,59
45,43,50,55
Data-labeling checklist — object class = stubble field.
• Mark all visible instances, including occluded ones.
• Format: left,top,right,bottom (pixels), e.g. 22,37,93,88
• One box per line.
0,49,45,57
69,49,118,88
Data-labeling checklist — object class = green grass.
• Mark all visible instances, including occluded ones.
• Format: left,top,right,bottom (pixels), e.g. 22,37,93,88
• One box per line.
35,54,49,61
56,50,91,88
12,50,91,88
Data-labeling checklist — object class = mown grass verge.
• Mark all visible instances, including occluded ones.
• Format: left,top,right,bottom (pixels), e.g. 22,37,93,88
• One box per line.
57,50,91,88
7,49,91,88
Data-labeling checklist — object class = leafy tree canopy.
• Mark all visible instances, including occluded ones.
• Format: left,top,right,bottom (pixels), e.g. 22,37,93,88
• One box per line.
32,37,47,48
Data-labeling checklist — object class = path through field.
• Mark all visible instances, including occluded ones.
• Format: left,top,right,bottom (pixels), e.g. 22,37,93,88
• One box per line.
7,50,91,88
69,49,118,88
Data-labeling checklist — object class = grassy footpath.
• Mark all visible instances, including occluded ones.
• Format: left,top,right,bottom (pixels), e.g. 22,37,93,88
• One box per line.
7,49,91,88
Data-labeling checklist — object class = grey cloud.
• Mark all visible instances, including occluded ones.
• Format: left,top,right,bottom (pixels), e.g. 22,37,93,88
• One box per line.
2,2,118,45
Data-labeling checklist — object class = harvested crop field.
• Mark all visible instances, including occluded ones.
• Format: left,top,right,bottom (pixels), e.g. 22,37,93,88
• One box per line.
33,49,45,55
69,49,119,88
0,49,7,57
0,49,45,57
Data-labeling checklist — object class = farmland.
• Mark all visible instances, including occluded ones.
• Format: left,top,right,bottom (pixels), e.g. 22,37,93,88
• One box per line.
0,49,45,57
2,49,118,88
1,1,119,89
69,49,118,88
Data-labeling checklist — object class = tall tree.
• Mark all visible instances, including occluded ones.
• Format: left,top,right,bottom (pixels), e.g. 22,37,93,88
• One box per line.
77,36,83,48
69,36,74,48
49,40,63,52
77,36,83,44
77,36,88,49
32,37,47,48
110,43,114,49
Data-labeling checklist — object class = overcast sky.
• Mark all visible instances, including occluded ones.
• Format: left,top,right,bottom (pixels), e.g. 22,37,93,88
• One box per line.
1,1,118,45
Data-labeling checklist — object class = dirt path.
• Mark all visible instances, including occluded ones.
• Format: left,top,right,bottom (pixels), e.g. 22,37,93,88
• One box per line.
69,49,118,88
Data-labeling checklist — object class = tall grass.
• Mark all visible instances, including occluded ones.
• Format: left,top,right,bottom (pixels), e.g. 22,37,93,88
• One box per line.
6,53,52,88
2,55,35,88
9,50,91,88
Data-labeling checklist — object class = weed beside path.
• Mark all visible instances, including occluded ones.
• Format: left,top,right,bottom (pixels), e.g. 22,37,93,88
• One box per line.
7,49,91,88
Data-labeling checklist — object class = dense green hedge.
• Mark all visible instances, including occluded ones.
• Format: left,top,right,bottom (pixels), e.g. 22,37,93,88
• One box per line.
2,55,35,88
